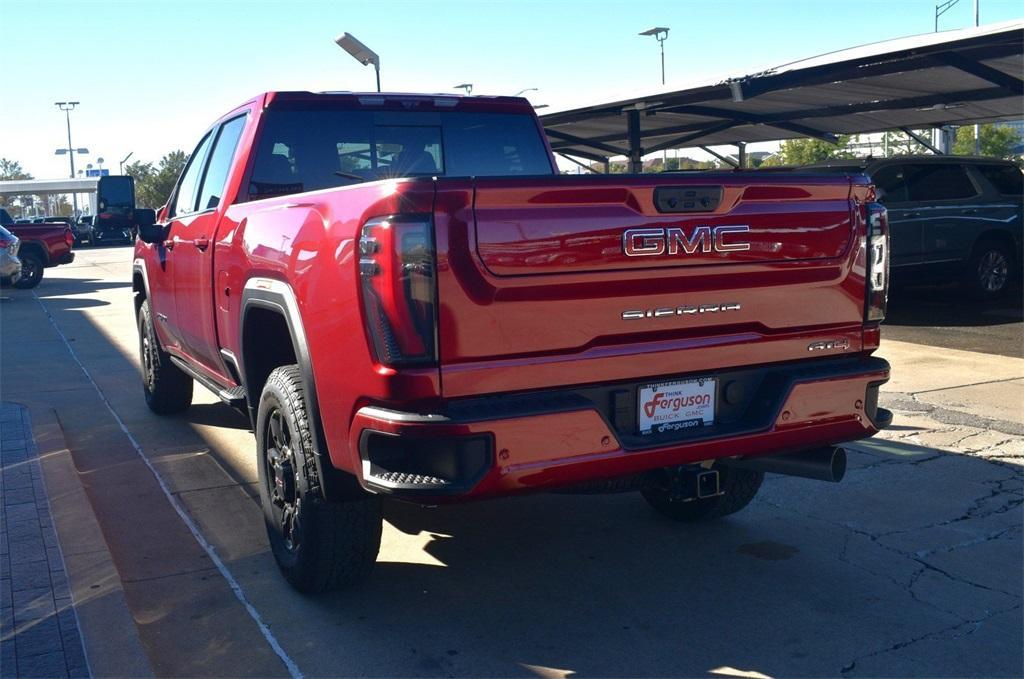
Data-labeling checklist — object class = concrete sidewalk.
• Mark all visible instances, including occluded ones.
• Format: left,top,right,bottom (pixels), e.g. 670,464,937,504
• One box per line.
1,403,88,678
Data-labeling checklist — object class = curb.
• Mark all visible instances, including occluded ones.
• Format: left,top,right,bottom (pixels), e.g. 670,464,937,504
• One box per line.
24,402,153,678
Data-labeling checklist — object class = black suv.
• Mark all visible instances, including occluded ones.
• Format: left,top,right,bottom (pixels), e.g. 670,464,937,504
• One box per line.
804,156,1022,299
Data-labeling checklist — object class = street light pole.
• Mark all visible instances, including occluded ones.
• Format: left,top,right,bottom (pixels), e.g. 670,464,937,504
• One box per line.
973,0,980,154
120,152,133,175
639,27,670,85
55,101,82,217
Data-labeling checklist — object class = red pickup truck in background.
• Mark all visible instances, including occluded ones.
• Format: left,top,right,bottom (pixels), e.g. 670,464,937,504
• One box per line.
0,208,75,288
103,91,892,593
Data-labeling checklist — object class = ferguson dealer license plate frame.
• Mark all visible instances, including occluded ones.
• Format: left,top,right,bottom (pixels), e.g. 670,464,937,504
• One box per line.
638,378,717,435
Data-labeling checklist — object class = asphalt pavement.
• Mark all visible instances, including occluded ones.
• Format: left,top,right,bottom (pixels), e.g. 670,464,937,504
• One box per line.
883,284,1022,358
1,245,1020,678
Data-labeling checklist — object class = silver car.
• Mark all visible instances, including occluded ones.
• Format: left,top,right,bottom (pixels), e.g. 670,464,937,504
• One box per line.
0,224,23,285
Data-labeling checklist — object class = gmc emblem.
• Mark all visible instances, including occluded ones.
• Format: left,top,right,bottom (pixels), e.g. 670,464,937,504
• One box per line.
623,225,750,257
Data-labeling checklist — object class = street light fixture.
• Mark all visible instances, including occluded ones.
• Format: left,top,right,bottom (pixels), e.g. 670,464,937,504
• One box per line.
639,27,670,85
120,152,134,174
335,32,381,92
514,87,538,97
454,83,473,95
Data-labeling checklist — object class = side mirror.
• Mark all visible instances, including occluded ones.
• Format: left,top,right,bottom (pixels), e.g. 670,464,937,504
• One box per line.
96,175,136,229
134,208,164,244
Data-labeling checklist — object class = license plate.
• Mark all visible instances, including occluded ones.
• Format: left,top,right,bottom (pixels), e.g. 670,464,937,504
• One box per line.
638,378,716,435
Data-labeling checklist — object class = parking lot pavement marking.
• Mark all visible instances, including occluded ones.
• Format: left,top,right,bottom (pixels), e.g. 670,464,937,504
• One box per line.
29,292,304,679
1,402,89,678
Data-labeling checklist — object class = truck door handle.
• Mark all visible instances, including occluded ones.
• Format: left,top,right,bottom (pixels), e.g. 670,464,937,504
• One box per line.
194,236,210,251
165,235,178,251
905,212,919,219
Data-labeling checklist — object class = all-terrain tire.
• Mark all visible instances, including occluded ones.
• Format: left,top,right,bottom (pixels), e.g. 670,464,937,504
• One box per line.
963,239,1016,300
642,466,764,522
256,365,382,593
137,300,193,414
13,251,44,289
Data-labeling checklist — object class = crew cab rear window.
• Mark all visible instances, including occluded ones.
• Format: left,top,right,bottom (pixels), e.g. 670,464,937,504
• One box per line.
248,108,553,200
903,163,977,202
976,163,1023,196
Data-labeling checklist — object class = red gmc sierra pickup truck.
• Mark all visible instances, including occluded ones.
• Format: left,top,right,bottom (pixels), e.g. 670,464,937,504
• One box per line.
0,208,75,288
101,91,892,593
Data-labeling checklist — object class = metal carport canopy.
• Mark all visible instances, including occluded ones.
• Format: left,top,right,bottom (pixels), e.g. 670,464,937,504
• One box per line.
540,20,1023,169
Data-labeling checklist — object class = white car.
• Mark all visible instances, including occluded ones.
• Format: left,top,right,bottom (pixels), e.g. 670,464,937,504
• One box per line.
0,224,23,285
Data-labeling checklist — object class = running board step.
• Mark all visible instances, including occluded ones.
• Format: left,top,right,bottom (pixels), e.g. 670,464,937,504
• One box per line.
218,385,247,409
168,356,247,409
370,471,451,488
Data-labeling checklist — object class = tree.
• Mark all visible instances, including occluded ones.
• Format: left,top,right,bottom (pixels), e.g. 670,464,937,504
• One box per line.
126,151,188,208
953,124,1020,158
0,158,31,181
776,135,855,165
0,158,34,217
882,129,932,156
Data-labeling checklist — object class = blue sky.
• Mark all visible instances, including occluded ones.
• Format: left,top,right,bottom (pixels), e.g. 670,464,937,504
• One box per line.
1,0,1021,178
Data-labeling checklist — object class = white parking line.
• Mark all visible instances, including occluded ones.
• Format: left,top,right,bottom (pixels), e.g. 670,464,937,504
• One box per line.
33,291,303,679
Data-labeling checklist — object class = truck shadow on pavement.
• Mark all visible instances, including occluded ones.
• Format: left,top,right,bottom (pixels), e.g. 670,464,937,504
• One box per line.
885,285,1022,328
255,438,1022,678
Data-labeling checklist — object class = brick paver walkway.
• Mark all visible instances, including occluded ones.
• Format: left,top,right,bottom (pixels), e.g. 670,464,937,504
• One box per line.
1,402,88,678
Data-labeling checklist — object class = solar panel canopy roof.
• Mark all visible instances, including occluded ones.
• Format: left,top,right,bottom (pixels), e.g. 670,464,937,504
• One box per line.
540,20,1023,164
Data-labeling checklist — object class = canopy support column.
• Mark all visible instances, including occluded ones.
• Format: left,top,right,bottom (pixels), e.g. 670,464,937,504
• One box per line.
736,142,748,168
627,109,643,173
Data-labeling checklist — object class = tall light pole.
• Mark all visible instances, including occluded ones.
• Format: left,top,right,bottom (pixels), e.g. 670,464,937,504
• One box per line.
639,27,670,85
973,0,980,154
335,32,381,92
55,101,87,217
120,152,133,174
514,87,538,97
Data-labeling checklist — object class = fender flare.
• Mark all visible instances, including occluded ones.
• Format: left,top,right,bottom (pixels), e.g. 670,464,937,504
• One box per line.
239,277,358,500
132,259,151,315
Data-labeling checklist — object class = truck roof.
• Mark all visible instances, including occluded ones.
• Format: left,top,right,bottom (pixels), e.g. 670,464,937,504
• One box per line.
257,91,536,114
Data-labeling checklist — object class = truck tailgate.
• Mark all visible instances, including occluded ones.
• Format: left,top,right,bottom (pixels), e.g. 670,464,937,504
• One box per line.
434,174,870,398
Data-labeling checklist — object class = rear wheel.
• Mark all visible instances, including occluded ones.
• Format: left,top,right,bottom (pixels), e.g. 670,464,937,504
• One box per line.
137,300,193,413
964,239,1016,300
257,365,382,593
13,252,43,289
642,465,764,522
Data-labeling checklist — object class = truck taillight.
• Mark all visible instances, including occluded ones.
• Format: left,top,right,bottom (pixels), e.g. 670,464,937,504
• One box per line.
65,229,74,247
359,215,438,366
866,202,889,322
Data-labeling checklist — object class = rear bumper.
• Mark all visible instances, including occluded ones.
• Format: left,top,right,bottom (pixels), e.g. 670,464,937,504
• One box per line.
349,356,890,501
56,252,74,265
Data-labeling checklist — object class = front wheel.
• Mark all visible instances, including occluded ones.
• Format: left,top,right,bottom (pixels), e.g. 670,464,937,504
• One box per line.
137,300,193,413
257,365,382,593
13,252,43,289
642,465,764,522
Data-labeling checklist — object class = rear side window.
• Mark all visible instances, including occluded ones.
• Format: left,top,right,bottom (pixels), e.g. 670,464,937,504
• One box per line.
197,115,247,211
172,133,214,217
248,108,552,200
976,164,1023,196
869,165,908,203
904,164,978,202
